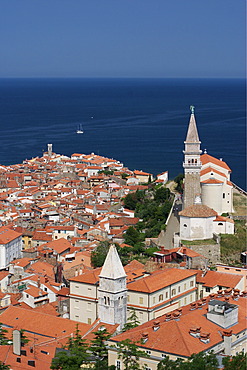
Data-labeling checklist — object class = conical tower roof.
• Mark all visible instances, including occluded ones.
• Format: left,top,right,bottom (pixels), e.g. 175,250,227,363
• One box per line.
99,244,126,279
185,112,200,143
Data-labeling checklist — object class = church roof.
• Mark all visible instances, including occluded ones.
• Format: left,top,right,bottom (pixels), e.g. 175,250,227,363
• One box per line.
201,178,223,184
185,113,200,143
99,244,126,279
201,154,231,172
179,204,218,218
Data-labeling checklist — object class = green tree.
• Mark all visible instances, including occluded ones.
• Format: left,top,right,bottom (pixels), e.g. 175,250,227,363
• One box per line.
89,327,111,370
121,173,128,180
122,309,140,332
50,325,90,370
123,190,145,210
222,352,247,370
157,356,183,369
20,329,29,346
0,323,9,345
174,174,184,194
116,339,149,370
124,226,144,248
154,187,170,202
182,351,218,369
158,351,218,370
0,362,10,370
91,241,110,268
91,241,129,268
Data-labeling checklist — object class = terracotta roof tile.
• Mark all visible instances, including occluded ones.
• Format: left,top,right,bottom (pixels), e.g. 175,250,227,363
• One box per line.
109,296,247,358
128,268,197,293
179,204,217,218
201,153,231,172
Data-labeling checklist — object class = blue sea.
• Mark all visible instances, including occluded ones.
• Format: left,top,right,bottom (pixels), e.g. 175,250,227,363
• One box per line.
0,78,246,190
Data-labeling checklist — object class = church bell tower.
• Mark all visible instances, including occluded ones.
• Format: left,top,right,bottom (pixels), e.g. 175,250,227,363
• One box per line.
98,244,127,331
183,106,202,209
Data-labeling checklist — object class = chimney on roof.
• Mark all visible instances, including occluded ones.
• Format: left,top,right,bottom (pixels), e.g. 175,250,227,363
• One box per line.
222,330,232,356
197,301,203,309
232,291,240,301
152,320,160,331
13,329,21,356
207,300,238,328
217,289,223,297
190,302,197,310
189,326,201,338
165,313,172,321
172,311,181,321
141,332,149,343
200,332,210,344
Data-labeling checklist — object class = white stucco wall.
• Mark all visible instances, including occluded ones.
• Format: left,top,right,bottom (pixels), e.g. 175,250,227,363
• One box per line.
201,183,223,215
213,221,234,235
180,216,215,240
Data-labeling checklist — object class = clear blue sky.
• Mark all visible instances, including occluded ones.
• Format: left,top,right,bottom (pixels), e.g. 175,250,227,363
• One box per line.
0,0,245,78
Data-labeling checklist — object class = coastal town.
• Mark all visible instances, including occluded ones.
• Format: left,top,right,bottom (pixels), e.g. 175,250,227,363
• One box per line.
0,110,246,369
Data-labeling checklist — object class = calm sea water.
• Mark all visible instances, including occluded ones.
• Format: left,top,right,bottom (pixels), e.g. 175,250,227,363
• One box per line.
0,78,246,189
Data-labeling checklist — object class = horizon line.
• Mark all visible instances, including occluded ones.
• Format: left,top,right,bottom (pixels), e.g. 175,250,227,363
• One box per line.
0,76,245,80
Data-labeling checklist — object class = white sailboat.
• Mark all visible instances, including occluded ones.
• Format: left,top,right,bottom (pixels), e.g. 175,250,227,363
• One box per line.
76,124,84,134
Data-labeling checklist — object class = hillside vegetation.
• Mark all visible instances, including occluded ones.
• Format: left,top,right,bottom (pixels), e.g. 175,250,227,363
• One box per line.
220,220,246,264
123,185,173,241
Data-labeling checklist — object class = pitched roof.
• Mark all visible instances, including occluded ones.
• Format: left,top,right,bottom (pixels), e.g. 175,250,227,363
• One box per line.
185,113,200,143
201,178,223,184
201,153,231,172
198,270,243,288
214,215,234,224
0,226,22,244
99,244,126,279
109,296,247,358
0,305,91,340
39,237,72,254
179,204,218,218
127,268,197,293
200,166,227,178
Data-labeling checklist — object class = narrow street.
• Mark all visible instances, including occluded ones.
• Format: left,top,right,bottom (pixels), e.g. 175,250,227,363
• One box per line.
162,198,182,249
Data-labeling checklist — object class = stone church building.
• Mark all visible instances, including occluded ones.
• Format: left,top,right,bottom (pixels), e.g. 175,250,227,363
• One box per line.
180,107,234,241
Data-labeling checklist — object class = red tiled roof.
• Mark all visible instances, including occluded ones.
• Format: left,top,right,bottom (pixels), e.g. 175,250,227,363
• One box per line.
0,226,22,244
198,270,243,288
200,166,227,178
179,204,218,218
201,153,231,172
128,268,197,293
214,216,234,224
201,178,223,184
109,296,247,358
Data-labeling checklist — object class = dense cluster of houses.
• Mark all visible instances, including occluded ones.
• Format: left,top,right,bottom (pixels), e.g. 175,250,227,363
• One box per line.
0,138,246,369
